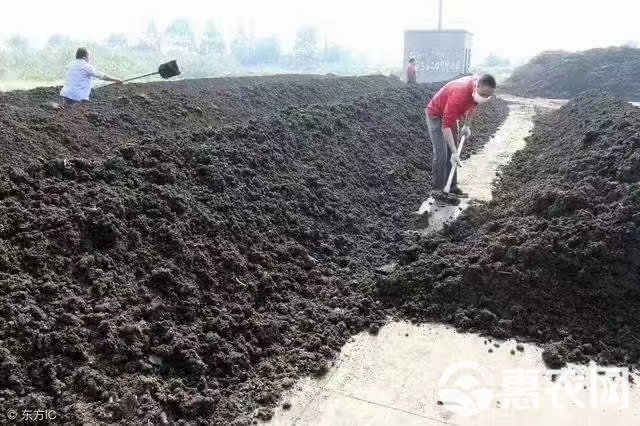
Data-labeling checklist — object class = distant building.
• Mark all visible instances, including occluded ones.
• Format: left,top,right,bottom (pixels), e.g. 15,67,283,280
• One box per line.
403,30,473,83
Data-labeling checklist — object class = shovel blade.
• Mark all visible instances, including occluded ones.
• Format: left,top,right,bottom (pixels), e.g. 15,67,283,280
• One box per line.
158,60,181,79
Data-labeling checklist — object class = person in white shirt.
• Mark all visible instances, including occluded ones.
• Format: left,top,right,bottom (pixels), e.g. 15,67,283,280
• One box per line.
59,47,122,105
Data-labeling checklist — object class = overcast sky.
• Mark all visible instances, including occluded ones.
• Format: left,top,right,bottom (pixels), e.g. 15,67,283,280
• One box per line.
1,0,638,66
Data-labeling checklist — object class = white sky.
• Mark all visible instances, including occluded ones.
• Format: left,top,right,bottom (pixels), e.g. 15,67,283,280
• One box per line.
1,0,638,66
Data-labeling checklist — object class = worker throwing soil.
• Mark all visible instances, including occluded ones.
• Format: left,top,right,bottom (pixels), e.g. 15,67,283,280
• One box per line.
426,74,496,199
59,48,122,105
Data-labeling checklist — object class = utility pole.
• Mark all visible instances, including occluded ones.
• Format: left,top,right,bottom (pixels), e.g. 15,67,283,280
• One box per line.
438,0,443,31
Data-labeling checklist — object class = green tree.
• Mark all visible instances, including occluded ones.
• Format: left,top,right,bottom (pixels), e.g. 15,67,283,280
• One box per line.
165,19,195,51
251,37,281,65
200,21,225,57
6,35,29,51
41,35,76,80
0,49,7,78
483,53,510,67
47,34,72,48
293,27,318,66
323,43,350,64
107,33,128,49
135,21,161,52
230,28,252,65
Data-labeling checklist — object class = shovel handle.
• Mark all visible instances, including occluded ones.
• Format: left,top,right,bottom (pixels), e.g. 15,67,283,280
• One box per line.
444,135,466,193
122,71,160,83
100,71,160,88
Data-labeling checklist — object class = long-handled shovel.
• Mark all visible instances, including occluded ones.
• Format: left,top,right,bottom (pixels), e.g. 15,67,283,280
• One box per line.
444,135,466,194
122,60,181,83
101,60,181,87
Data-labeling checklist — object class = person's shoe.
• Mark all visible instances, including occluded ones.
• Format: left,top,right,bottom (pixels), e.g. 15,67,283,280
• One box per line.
430,190,461,205
448,186,469,198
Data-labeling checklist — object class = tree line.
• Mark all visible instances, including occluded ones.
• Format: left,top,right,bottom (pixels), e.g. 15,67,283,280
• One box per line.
0,20,365,83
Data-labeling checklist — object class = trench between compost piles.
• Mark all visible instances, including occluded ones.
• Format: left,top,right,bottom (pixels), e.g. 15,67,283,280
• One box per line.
414,96,565,235
266,97,640,426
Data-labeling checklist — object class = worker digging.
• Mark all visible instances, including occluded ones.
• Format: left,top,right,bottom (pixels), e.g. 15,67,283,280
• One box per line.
425,73,497,203
59,48,123,105
60,47,180,106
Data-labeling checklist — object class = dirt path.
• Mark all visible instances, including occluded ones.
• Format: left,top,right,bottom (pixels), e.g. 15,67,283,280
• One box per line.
412,97,564,234
379,90,640,373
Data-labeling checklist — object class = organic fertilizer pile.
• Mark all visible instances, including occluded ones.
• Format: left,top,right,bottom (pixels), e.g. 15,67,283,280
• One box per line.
503,46,640,100
379,91,640,371
0,75,406,165
0,76,508,424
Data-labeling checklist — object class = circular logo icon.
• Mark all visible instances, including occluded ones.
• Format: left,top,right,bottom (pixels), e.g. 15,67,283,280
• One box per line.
6,410,17,420
437,361,495,416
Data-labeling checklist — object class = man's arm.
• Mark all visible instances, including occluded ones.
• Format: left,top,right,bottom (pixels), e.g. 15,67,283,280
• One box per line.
441,127,457,151
86,63,122,84
99,74,123,84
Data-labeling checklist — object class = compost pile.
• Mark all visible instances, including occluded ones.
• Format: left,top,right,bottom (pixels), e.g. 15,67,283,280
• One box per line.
504,46,640,100
0,76,508,424
380,91,640,370
0,75,407,165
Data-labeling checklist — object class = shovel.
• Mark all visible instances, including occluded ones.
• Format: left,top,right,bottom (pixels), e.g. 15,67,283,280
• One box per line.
121,60,181,83
100,60,181,87
444,135,466,194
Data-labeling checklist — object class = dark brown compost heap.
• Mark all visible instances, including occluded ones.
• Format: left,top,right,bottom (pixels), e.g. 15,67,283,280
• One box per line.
0,75,508,424
379,91,640,371
504,47,640,100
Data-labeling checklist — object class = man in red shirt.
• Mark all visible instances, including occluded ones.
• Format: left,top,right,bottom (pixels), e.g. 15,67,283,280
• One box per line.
425,74,496,198
407,58,417,84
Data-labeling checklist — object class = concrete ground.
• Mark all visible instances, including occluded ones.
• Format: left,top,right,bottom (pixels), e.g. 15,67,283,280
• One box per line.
266,97,640,425
268,323,639,425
